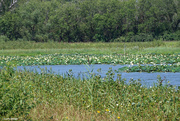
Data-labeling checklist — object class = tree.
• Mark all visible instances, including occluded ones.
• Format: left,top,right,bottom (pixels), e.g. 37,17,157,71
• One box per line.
0,0,18,15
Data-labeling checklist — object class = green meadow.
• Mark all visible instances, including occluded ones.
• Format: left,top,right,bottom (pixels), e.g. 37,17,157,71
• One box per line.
0,41,180,56
0,41,180,120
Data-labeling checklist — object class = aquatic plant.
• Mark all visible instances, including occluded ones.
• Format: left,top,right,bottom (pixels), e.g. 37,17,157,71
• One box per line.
0,53,179,66
118,64,180,73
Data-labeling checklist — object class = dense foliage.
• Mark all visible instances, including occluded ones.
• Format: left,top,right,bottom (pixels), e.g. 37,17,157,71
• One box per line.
0,0,15,15
0,0,180,42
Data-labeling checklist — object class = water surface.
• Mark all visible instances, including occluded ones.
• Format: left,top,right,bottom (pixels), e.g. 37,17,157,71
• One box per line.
17,64,180,87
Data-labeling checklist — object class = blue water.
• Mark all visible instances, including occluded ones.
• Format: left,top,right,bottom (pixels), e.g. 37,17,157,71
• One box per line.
16,64,180,87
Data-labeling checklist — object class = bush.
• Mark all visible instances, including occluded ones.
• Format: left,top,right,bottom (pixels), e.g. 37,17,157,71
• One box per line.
161,31,180,41
111,36,126,42
0,35,9,49
0,35,10,42
125,33,154,42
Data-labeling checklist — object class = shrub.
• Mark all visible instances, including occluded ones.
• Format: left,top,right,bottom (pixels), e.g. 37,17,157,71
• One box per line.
0,35,9,42
161,31,180,41
128,33,154,42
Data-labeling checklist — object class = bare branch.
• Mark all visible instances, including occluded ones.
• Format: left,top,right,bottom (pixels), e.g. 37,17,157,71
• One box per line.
9,0,18,9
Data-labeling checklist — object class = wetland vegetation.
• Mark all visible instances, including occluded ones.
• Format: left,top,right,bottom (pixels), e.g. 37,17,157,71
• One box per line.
1,64,180,120
1,41,180,120
0,0,180,120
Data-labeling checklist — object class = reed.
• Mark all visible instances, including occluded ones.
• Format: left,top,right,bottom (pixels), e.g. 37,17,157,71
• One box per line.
1,65,180,120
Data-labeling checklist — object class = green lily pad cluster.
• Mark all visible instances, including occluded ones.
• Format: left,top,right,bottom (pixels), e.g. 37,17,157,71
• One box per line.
118,64,180,73
0,53,179,66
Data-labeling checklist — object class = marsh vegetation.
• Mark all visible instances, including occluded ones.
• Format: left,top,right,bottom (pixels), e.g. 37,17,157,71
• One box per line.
0,41,180,120
1,64,180,120
0,0,180,120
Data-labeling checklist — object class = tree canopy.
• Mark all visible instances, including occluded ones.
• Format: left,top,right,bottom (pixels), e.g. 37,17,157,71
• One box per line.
0,0,179,42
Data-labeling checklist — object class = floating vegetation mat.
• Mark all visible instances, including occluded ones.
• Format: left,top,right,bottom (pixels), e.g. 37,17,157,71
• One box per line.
0,53,180,66
117,64,180,73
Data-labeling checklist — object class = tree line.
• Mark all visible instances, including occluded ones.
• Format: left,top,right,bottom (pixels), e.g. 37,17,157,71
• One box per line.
0,0,179,42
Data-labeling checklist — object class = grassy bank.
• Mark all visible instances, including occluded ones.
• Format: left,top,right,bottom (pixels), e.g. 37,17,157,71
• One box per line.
0,65,180,120
0,41,180,56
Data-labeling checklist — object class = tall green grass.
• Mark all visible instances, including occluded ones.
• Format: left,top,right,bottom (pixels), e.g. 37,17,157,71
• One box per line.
1,65,180,120
0,41,180,56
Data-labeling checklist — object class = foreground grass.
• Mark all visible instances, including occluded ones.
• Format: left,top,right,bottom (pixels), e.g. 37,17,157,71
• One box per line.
0,65,180,120
0,41,180,56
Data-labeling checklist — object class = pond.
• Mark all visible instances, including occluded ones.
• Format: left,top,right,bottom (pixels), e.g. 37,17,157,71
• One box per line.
16,64,180,88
